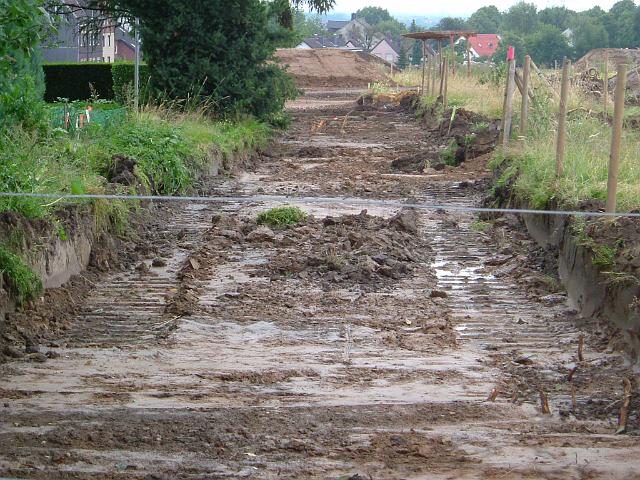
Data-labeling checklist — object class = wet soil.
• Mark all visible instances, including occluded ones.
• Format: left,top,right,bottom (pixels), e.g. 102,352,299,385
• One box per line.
1,89,639,479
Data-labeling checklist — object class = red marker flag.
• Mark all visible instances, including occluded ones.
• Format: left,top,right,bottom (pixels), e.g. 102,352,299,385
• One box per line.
507,46,515,61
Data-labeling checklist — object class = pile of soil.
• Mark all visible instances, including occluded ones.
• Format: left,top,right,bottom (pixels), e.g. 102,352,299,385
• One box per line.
190,209,431,292
275,48,390,88
258,209,430,289
574,48,640,72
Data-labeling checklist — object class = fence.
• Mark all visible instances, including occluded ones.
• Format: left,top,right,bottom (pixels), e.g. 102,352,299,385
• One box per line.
498,50,630,214
48,104,128,133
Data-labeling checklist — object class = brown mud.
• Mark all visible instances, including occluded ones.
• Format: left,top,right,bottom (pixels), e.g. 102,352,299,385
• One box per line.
1,89,639,479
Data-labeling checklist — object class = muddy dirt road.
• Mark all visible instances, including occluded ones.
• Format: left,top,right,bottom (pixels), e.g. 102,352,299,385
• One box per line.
1,90,639,479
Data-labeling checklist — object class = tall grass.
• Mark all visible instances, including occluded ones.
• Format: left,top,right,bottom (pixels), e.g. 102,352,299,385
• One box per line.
394,64,640,211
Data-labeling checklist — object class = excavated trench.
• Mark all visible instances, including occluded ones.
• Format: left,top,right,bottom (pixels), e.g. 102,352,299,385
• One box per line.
0,89,639,479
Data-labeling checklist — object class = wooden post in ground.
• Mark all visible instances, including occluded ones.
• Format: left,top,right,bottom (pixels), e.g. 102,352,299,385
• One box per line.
431,55,437,95
420,40,427,95
606,63,628,214
467,36,472,77
500,47,517,148
520,55,531,136
556,58,571,177
450,34,455,76
443,60,449,109
439,56,445,98
603,51,609,116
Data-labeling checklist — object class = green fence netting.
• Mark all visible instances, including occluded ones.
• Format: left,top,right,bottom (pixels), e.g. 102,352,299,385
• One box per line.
48,105,128,132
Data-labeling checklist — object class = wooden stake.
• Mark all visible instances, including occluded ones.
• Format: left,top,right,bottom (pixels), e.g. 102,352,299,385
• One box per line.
500,58,516,148
450,34,455,76
578,333,585,362
514,71,534,101
487,388,499,402
539,388,551,415
571,384,577,410
421,40,427,95
520,55,531,136
443,61,449,109
438,42,446,98
568,365,578,382
603,51,609,115
606,63,628,214
431,56,437,96
556,58,571,177
467,36,472,78
616,378,632,434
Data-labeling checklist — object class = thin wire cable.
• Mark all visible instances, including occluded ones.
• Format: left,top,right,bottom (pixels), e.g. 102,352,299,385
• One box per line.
0,191,638,218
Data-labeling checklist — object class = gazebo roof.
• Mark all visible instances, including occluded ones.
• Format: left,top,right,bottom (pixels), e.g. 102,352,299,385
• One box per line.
402,30,476,41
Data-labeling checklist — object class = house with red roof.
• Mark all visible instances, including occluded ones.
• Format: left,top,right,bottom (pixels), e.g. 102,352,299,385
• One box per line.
464,34,501,60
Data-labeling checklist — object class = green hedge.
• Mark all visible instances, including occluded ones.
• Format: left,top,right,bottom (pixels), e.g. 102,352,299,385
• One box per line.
43,62,151,103
43,63,114,102
111,62,150,103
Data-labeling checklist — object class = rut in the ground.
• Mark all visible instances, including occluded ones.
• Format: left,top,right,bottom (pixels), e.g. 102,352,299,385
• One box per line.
0,90,639,480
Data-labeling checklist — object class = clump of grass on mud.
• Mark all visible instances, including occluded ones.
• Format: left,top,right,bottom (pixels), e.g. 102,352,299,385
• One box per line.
0,246,42,305
256,206,306,227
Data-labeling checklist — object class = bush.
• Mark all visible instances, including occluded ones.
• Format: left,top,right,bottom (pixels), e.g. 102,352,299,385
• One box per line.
256,206,307,227
111,62,151,104
0,245,42,305
43,63,114,102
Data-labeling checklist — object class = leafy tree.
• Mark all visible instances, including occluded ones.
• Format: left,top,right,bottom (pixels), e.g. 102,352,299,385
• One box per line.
47,0,336,118
503,2,538,36
293,10,326,39
526,24,572,66
538,6,575,31
375,18,407,37
572,16,609,58
605,0,637,48
435,17,469,31
410,19,422,65
492,32,527,65
355,6,393,25
0,0,49,130
468,6,502,33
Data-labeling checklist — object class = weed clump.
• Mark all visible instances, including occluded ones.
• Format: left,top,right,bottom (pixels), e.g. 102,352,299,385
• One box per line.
0,246,42,305
257,206,306,227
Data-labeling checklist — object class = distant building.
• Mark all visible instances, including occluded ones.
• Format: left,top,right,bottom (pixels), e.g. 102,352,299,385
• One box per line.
296,35,348,49
370,38,401,65
458,34,501,60
40,0,137,63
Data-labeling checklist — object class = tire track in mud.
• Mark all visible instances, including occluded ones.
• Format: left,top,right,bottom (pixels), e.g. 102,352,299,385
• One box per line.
1,89,640,479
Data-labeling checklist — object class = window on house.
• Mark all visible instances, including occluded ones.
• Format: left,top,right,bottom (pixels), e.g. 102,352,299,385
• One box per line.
108,35,111,47
102,36,105,47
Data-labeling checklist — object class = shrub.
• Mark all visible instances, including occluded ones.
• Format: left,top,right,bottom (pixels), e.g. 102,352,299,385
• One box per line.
257,206,307,227
0,245,42,305
43,63,114,102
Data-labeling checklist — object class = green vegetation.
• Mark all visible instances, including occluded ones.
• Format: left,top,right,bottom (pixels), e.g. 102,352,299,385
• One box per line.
440,140,460,167
0,245,42,305
257,206,307,227
43,63,114,102
470,220,492,232
571,219,619,271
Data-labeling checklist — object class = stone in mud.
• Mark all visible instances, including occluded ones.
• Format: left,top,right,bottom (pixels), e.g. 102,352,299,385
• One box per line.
219,230,244,242
28,353,48,363
152,257,167,268
246,226,276,243
430,289,449,298
2,345,24,359
389,209,419,235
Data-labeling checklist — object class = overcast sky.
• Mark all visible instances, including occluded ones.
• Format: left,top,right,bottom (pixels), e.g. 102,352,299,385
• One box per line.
330,0,620,16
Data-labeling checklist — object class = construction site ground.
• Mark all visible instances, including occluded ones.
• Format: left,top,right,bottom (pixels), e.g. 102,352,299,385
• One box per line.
1,89,639,479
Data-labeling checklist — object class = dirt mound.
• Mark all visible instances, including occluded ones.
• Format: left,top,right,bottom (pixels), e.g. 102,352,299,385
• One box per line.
257,209,430,289
275,48,390,88
574,48,640,72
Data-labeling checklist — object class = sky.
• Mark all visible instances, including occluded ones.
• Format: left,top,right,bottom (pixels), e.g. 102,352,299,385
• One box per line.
329,0,620,16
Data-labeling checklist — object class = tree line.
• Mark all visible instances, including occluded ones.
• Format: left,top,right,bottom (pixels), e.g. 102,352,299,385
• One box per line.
437,1,640,64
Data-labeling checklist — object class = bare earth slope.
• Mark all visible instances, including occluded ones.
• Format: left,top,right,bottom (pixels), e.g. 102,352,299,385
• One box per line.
275,48,390,88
